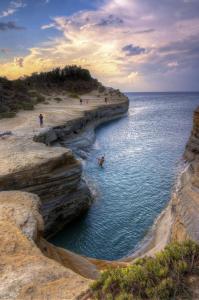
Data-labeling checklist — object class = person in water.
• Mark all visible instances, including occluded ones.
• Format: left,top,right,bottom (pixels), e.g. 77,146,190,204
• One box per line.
98,155,105,167
39,114,44,127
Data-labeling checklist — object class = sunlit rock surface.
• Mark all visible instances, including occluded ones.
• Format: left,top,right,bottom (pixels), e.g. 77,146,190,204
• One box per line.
0,90,129,237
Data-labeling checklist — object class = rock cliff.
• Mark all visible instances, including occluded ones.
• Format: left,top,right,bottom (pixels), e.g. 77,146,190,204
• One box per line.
0,191,96,300
170,107,199,242
0,90,129,237
0,92,198,299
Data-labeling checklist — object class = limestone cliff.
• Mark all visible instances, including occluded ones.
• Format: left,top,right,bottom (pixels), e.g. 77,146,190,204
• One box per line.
0,90,129,237
0,191,96,300
0,91,198,299
170,107,199,242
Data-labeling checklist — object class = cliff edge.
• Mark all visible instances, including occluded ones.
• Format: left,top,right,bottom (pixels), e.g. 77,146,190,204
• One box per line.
0,89,129,237
0,88,129,299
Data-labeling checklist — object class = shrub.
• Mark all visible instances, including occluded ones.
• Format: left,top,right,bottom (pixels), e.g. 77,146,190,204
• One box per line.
54,97,62,102
36,94,45,103
0,111,16,119
21,102,34,110
98,85,106,93
91,240,199,300
69,93,79,98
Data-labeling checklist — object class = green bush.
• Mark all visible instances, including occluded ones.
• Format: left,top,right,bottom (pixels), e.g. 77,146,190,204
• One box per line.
91,240,199,300
98,85,106,93
36,94,45,103
69,93,79,98
21,102,34,110
0,111,16,119
54,97,62,102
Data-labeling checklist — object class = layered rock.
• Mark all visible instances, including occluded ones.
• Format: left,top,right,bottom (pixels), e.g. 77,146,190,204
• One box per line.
0,98,198,299
170,107,199,242
0,91,129,237
0,135,92,237
0,191,96,300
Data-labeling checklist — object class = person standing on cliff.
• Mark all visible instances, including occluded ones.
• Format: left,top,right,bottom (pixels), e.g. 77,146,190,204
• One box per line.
39,114,44,127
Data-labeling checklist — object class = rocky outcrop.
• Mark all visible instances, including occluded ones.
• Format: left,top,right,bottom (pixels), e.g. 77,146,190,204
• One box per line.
170,107,199,242
0,97,198,299
0,190,129,299
0,92,129,237
0,191,96,300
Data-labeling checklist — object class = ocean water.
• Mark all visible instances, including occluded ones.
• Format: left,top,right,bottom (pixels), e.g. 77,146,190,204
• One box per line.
51,92,199,260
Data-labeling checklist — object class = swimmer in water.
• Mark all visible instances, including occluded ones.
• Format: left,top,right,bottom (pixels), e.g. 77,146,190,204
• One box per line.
97,155,105,168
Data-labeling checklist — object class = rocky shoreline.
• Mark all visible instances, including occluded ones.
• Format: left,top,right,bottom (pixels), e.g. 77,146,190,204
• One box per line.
126,106,199,260
0,89,198,299
0,90,129,238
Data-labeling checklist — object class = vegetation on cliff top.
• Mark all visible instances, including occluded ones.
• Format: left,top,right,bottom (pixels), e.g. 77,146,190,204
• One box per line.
91,240,199,300
0,65,101,119
22,65,99,92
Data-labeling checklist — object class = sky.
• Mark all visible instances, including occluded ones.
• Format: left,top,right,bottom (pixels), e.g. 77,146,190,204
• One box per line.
0,0,199,91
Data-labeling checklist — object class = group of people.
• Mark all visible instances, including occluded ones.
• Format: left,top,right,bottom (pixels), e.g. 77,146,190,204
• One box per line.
79,97,108,105
79,98,89,105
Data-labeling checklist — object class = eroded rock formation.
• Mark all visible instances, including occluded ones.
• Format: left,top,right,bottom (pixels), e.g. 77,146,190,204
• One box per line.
171,107,199,242
0,191,96,300
0,91,129,237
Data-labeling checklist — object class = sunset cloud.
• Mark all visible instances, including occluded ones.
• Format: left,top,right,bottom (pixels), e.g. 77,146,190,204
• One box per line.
0,21,25,31
0,0,199,91
0,0,26,18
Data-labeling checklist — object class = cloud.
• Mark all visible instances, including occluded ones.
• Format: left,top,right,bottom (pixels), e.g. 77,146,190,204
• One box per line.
0,48,11,54
159,34,199,55
1,0,199,91
0,21,25,31
41,23,55,30
134,29,155,34
0,0,26,18
97,15,124,26
168,61,179,68
122,44,146,56
14,57,24,67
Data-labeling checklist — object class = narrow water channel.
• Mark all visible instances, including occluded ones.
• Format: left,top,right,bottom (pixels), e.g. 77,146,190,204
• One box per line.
51,92,199,260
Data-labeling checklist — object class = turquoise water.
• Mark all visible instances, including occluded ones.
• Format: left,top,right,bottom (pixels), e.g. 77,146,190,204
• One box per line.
51,93,199,260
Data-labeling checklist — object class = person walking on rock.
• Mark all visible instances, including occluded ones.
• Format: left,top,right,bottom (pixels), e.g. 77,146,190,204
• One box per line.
39,114,44,127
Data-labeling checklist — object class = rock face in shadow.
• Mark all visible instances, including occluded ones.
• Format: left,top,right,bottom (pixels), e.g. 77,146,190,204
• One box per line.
0,140,92,237
171,107,199,242
0,96,129,237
